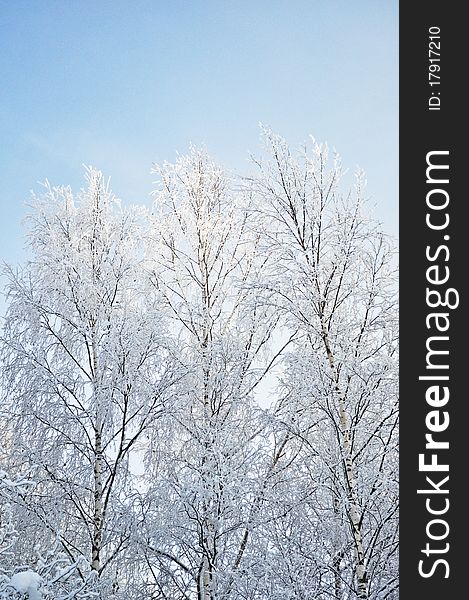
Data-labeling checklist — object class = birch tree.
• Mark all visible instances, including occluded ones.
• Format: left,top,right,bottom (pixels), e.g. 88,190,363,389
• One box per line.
0,169,175,598
140,148,291,600
249,129,398,600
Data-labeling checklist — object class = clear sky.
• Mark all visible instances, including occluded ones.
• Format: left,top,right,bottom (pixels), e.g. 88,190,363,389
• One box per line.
0,0,398,272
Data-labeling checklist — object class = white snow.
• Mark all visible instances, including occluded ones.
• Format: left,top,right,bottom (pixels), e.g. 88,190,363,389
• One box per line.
8,571,42,599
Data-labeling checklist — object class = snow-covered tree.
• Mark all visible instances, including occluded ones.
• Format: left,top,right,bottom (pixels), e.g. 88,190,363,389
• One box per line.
0,132,399,600
1,169,175,598
139,148,291,600
249,129,398,600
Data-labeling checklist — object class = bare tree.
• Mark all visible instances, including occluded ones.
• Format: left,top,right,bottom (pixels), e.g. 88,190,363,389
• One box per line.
141,148,290,600
249,129,398,600
1,168,175,597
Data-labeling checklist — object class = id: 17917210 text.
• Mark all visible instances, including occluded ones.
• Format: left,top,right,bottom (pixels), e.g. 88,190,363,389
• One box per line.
428,26,441,111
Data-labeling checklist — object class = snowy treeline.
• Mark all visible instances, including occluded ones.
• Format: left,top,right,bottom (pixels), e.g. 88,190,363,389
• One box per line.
0,131,398,600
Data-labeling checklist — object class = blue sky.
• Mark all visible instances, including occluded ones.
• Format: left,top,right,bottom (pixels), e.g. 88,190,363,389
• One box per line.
0,0,398,272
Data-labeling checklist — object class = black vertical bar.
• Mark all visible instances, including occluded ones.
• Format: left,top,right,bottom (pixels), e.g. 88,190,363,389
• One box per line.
400,2,466,597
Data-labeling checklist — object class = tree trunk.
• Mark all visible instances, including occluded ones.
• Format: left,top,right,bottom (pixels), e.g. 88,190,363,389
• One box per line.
91,421,104,573
320,319,368,600
198,556,212,600
91,330,103,574
332,494,343,600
